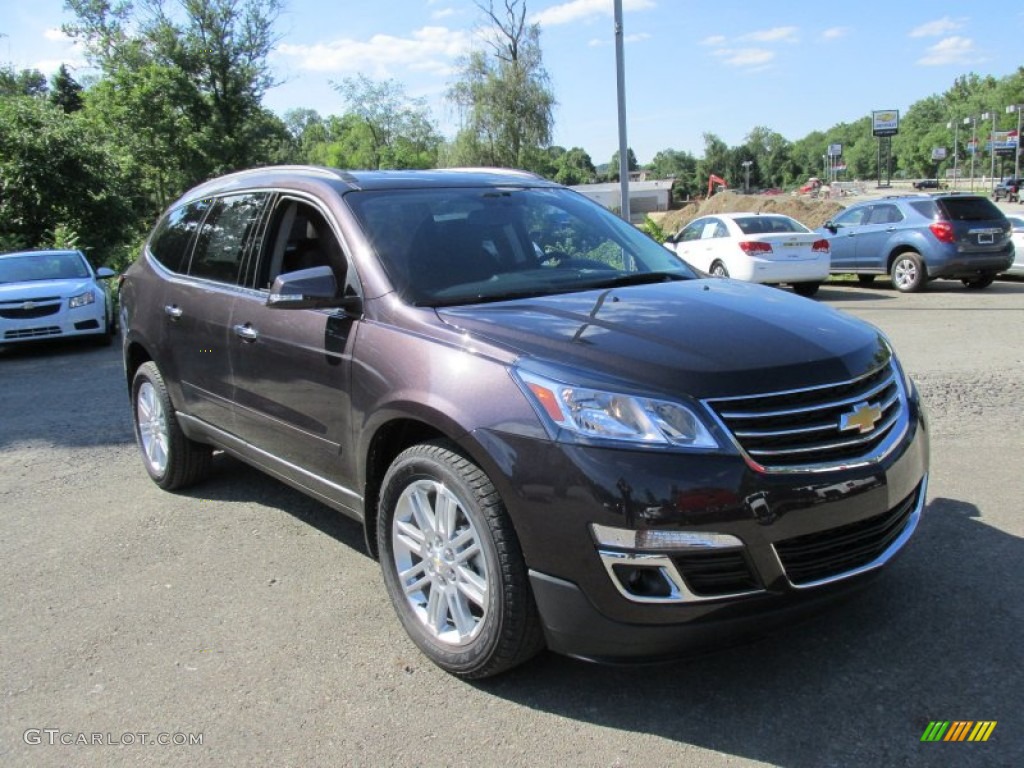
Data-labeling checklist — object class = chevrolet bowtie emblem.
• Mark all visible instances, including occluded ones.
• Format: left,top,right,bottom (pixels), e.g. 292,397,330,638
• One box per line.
839,401,883,434
22,301,37,310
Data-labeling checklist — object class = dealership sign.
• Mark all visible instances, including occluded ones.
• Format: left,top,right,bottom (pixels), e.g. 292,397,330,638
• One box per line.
872,110,899,137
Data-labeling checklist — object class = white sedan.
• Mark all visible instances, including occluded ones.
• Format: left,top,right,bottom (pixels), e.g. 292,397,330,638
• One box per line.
0,249,116,346
665,212,830,297
1006,215,1024,276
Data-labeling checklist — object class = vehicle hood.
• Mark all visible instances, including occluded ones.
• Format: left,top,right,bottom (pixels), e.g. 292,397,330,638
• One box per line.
0,279,94,301
436,279,888,399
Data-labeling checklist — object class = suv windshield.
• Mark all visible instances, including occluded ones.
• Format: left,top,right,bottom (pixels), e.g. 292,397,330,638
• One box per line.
344,186,695,306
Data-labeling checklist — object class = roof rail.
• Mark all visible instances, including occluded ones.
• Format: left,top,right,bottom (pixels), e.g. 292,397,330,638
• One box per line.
441,167,545,180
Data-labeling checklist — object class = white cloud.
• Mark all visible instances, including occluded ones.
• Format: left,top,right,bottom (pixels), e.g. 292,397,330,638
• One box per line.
712,48,775,67
44,28,72,43
821,27,849,40
917,35,976,65
739,26,798,43
909,16,964,38
700,35,727,47
532,0,655,27
431,8,455,20
275,26,471,76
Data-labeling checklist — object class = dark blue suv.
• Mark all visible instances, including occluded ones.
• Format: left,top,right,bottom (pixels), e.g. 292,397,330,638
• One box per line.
817,194,1013,292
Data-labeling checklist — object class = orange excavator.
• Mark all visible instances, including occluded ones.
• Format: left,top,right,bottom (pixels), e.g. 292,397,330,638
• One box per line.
708,174,728,197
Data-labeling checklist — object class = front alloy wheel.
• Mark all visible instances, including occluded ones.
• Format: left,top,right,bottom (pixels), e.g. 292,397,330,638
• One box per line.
378,440,543,678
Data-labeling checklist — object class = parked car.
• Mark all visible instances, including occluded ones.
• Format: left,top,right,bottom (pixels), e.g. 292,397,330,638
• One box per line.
120,167,929,678
664,212,829,296
816,194,1014,292
992,177,1021,203
912,179,943,190
1005,215,1024,276
0,249,116,346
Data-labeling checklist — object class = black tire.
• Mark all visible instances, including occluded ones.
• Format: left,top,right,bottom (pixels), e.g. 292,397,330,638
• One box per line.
857,274,876,286
131,361,212,490
890,252,927,293
962,274,996,290
792,282,820,297
710,261,729,278
377,440,544,679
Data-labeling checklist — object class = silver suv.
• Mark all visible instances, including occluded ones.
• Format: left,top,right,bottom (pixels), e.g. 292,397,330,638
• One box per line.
817,194,1013,292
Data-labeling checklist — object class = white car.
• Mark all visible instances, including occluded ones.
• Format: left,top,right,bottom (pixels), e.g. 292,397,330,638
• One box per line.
665,213,830,296
1006,216,1024,276
0,249,116,346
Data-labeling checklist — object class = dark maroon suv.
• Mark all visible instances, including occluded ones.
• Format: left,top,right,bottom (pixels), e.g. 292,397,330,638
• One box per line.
120,167,929,678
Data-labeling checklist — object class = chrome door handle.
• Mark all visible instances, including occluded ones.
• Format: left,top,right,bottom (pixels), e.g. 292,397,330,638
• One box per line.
164,304,182,319
233,323,259,342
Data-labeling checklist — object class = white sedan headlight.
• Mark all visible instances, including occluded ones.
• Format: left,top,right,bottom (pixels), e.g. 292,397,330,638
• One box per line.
69,290,96,308
516,370,719,449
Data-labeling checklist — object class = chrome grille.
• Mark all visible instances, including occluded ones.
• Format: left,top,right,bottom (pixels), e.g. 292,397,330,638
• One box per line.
0,302,61,319
704,362,907,471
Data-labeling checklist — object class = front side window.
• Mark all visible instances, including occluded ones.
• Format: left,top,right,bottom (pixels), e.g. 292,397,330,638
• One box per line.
148,201,211,273
345,186,696,306
189,193,268,285
832,207,869,228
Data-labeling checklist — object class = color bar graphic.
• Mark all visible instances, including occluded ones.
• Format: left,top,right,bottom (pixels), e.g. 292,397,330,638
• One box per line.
921,721,996,742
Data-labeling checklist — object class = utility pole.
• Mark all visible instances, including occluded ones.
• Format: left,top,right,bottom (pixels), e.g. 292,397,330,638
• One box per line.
614,0,630,223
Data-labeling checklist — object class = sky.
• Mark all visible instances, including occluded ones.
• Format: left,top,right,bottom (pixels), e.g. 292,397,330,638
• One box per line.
2,1,1023,165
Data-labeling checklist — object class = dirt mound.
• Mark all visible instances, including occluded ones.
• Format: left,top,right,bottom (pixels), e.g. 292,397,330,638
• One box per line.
655,191,845,235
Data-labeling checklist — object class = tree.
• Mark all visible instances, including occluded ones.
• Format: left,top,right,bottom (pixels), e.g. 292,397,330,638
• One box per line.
447,0,555,170
554,147,596,185
0,96,133,263
49,65,84,113
0,66,48,97
332,74,441,169
607,148,639,181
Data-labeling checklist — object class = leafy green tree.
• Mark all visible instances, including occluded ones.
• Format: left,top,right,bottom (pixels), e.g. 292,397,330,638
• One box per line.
0,66,48,97
554,147,596,185
0,96,132,264
447,0,556,171
607,148,639,181
332,74,441,169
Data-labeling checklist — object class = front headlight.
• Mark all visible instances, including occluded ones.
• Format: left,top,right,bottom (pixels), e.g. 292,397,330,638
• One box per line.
69,290,96,308
516,370,720,449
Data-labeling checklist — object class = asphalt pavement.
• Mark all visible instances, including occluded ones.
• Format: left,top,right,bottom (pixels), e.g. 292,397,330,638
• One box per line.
1,277,1022,767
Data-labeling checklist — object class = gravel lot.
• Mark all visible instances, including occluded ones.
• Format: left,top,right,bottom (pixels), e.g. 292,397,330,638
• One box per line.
1,277,1022,767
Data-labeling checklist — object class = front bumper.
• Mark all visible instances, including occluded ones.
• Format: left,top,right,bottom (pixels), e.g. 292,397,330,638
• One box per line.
476,394,929,661
0,297,107,343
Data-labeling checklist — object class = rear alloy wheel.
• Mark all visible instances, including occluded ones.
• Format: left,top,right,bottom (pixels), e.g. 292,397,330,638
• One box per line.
378,440,544,678
710,261,729,278
132,362,212,490
962,273,996,290
891,253,927,293
792,282,820,297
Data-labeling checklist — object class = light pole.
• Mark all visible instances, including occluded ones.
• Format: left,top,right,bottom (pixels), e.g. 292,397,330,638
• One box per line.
946,120,960,188
1007,103,1023,180
613,0,630,222
741,160,753,193
963,116,980,192
981,111,997,192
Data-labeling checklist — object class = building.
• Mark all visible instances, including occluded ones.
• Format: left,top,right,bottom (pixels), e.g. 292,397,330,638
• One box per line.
571,180,674,223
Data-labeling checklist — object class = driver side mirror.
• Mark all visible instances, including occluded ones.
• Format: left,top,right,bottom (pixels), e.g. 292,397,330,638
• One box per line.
95,267,116,279
267,265,361,314
823,221,838,234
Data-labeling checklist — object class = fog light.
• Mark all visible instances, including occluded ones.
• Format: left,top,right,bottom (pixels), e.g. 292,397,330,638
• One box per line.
611,564,674,598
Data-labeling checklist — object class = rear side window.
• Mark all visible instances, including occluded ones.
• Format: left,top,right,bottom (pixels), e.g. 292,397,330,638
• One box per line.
937,197,1007,222
148,201,211,273
908,201,939,219
189,193,269,284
